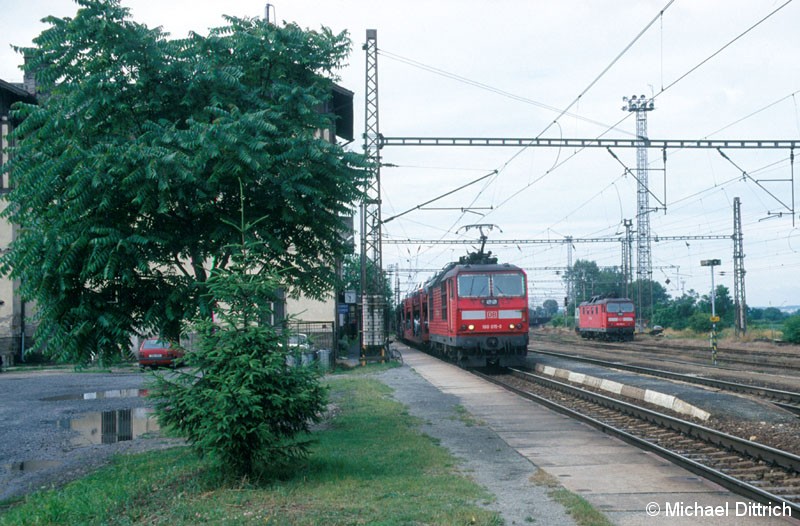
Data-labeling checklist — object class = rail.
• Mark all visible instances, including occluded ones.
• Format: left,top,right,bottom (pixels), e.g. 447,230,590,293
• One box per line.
474,367,800,514
533,349,800,414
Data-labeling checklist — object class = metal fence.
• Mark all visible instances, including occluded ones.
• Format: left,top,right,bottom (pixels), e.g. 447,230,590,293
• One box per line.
286,320,335,352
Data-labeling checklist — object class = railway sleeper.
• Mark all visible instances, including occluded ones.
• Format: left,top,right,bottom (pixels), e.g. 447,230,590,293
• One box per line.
693,447,724,454
765,476,800,484
621,423,654,431
649,431,681,439
729,464,772,473
672,438,701,446
728,471,773,482
759,486,800,496
712,454,751,463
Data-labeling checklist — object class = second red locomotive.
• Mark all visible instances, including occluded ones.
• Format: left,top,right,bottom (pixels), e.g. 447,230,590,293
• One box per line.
398,252,529,367
576,296,635,341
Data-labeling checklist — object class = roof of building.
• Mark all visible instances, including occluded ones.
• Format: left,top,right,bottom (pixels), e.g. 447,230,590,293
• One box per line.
0,79,35,117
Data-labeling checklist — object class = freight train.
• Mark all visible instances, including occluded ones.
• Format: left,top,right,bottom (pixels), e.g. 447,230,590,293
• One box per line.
397,251,529,367
576,296,635,341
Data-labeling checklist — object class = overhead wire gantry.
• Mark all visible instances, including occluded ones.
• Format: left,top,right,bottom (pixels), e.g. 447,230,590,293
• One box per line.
360,30,797,346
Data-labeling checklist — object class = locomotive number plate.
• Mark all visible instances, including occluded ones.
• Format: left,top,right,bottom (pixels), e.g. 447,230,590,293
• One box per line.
481,323,503,330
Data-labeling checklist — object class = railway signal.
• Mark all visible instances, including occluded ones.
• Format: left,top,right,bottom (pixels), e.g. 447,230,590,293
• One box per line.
701,259,722,365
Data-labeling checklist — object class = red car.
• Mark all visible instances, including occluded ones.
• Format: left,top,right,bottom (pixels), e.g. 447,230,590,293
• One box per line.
138,337,184,369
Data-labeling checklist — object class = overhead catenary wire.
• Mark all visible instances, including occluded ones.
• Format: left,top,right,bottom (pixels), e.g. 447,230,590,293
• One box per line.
378,3,798,305
379,0,679,244
488,0,795,226
382,170,498,224
377,49,636,137
658,0,794,96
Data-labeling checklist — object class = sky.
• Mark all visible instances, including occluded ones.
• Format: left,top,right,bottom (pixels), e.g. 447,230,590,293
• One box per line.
1,0,799,309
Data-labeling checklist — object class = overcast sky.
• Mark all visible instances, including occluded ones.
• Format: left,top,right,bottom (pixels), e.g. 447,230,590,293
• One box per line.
2,1,799,309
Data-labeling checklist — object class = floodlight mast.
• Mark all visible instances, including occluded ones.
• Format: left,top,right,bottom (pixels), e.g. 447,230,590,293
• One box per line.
263,4,275,24
623,94,655,332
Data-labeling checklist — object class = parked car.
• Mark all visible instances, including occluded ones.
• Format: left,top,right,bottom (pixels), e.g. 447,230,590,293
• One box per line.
138,337,184,369
287,333,311,351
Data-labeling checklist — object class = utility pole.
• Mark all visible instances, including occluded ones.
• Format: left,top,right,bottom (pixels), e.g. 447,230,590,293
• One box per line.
360,29,386,363
733,197,747,337
623,94,655,331
566,236,574,326
622,219,634,298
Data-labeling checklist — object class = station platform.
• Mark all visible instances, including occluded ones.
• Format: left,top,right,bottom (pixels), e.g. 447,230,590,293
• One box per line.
389,344,798,526
529,353,797,424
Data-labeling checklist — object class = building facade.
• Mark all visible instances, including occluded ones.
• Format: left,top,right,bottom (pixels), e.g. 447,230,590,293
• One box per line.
0,79,36,365
0,76,354,365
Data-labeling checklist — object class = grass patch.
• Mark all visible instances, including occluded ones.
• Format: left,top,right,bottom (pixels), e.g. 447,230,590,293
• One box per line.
0,375,501,525
330,361,400,375
451,404,486,427
530,469,613,526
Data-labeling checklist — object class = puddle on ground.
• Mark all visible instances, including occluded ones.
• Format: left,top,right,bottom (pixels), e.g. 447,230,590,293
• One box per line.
41,389,148,402
5,460,63,472
58,408,160,446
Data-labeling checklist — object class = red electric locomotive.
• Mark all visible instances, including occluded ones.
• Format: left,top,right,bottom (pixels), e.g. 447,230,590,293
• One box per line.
398,251,529,368
576,296,635,341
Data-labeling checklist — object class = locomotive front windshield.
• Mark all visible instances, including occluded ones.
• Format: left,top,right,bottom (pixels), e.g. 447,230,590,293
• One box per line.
458,274,490,297
607,302,634,313
492,273,525,297
457,272,525,298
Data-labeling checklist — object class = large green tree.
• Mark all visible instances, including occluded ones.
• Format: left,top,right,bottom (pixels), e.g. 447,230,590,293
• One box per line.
652,291,698,330
697,285,734,326
1,0,365,363
542,299,559,316
562,259,627,308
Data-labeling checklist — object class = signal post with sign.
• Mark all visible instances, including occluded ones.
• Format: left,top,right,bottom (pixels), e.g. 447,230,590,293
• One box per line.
701,259,721,365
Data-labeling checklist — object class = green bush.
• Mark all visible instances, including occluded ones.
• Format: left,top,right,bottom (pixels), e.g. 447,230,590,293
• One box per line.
152,225,326,480
687,311,713,333
782,315,800,343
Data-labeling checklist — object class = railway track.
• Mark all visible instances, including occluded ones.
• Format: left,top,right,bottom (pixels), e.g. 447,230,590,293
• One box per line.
536,333,800,372
476,367,800,513
532,348,800,416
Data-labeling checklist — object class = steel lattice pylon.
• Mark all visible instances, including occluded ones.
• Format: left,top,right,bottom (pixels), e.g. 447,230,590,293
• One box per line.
624,95,655,330
360,29,386,356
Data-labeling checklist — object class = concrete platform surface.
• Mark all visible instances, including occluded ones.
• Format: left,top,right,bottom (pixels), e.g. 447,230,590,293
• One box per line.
394,345,798,526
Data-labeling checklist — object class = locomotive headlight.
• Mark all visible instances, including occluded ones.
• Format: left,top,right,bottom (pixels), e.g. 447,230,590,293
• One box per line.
460,324,467,331
509,323,516,329
468,324,475,331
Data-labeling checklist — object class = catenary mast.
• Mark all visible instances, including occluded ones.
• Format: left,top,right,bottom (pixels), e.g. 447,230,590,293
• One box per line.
733,197,747,336
360,29,386,360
